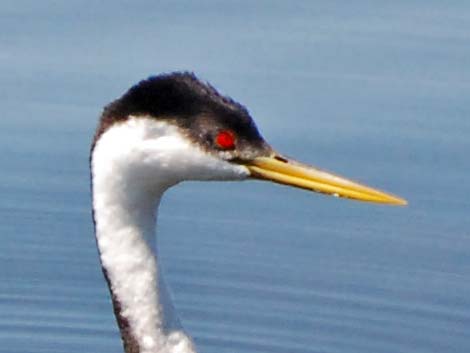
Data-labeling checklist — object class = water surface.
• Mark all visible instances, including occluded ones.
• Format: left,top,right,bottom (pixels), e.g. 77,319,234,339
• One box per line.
1,2,469,353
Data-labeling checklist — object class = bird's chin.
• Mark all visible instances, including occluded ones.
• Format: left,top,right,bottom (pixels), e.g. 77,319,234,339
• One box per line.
191,162,250,182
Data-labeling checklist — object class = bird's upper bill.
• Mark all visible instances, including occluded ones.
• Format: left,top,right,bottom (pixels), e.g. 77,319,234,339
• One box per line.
240,154,407,206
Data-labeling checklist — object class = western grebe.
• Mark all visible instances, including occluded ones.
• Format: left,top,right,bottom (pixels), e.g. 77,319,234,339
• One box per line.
90,72,406,353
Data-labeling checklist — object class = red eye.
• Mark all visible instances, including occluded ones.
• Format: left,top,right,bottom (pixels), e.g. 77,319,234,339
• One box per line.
215,130,236,149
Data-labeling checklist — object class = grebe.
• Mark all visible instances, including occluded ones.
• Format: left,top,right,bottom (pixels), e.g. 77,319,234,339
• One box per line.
90,72,406,353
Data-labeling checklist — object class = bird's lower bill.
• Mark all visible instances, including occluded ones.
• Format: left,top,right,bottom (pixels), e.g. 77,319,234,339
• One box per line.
243,156,407,206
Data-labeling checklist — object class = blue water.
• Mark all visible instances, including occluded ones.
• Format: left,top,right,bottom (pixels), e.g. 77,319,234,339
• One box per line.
1,1,469,352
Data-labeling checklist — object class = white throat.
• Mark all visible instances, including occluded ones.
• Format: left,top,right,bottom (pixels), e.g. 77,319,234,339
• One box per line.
91,117,248,353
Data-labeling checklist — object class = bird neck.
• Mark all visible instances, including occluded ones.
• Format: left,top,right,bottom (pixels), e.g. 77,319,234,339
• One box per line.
91,153,195,353
90,116,245,353
94,187,159,350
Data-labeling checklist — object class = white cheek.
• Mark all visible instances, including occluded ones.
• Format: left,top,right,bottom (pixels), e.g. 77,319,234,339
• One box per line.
93,117,249,192
140,134,249,182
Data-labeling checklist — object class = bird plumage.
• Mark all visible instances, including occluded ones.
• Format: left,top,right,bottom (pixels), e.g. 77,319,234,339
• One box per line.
90,71,406,353
93,72,269,161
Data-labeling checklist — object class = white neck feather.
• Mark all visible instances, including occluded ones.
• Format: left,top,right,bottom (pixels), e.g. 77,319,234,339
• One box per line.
91,117,248,353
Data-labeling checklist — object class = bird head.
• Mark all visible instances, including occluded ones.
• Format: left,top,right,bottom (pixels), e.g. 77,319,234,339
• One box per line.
92,72,406,205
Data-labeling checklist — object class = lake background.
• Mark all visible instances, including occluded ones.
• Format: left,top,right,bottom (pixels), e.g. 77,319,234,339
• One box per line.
1,1,469,353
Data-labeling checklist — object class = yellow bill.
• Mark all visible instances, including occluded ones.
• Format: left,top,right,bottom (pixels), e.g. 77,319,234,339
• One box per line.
244,155,407,206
